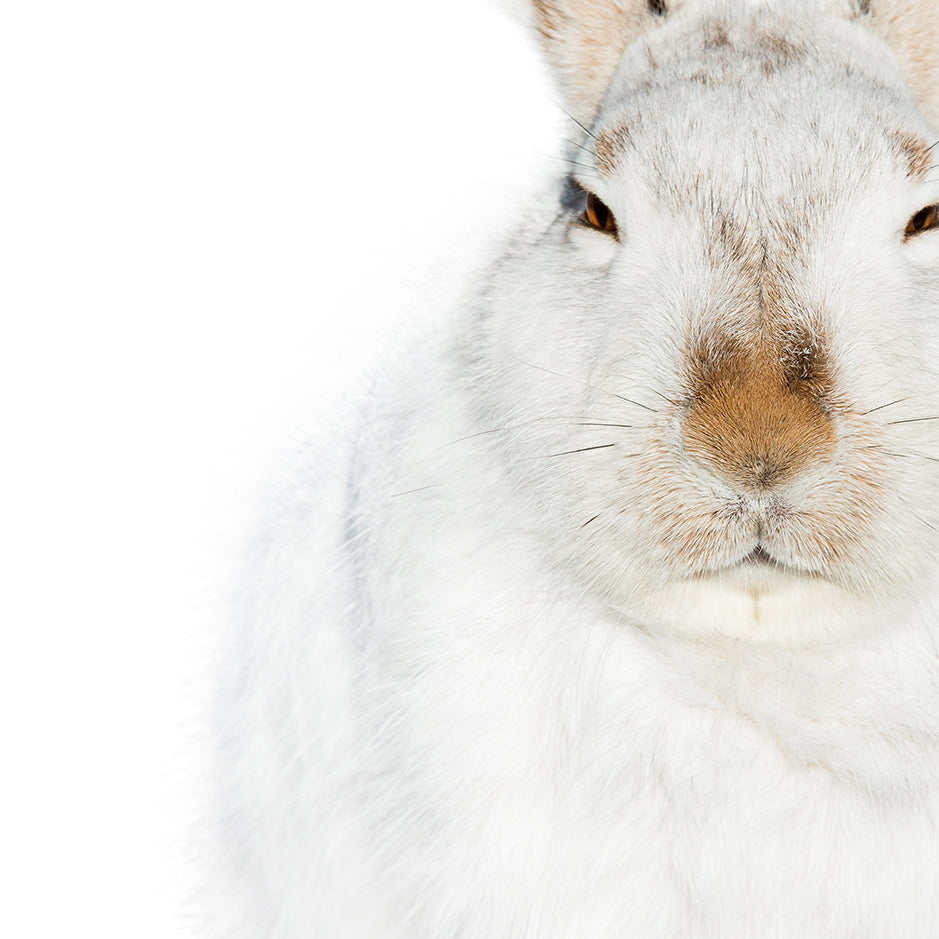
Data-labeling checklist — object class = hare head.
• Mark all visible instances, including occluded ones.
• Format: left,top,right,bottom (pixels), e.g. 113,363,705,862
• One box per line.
476,0,939,642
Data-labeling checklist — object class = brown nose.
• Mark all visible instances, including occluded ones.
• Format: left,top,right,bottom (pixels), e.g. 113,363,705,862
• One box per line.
681,335,834,491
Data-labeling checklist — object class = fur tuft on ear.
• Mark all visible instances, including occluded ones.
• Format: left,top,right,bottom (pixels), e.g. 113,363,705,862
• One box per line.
518,0,661,124
866,0,939,127
493,0,538,28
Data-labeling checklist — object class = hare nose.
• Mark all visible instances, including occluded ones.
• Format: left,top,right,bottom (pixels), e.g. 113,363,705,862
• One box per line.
738,455,782,490
681,334,834,492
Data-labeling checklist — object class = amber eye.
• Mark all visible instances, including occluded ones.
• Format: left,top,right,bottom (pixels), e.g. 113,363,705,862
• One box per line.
905,204,939,238
581,192,618,237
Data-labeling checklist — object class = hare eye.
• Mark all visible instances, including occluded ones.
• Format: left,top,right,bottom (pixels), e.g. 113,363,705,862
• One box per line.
905,205,939,238
581,192,618,237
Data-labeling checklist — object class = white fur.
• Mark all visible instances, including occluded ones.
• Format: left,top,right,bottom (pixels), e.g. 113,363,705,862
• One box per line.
210,1,939,935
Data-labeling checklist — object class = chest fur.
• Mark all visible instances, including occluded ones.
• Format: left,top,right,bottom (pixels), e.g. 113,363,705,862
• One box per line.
356,554,939,937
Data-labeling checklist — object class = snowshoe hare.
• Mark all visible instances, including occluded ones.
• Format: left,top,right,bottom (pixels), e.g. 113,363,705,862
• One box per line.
213,1,939,935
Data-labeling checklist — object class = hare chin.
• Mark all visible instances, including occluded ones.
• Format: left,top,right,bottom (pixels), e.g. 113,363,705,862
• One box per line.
636,570,871,644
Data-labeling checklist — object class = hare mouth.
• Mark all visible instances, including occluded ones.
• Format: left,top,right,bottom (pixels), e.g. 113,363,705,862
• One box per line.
742,545,776,566
727,544,825,582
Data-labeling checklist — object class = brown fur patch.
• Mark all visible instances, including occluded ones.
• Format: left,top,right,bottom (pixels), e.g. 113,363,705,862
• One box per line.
892,130,933,179
532,0,562,39
688,67,717,87
756,29,806,76
712,213,754,265
703,21,731,50
757,30,805,61
682,332,835,491
594,121,632,174
708,215,784,313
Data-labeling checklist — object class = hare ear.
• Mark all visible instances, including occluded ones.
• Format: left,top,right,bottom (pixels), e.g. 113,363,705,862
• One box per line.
864,0,939,126
503,2,939,128
508,1,662,125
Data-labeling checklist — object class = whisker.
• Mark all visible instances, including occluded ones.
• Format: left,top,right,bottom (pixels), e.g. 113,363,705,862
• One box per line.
887,416,939,425
562,137,593,153
390,485,441,498
862,397,911,415
617,396,657,413
426,415,642,455
558,105,598,142
605,375,676,410
406,415,641,477
511,356,660,412
649,388,682,407
580,514,601,528
397,417,634,497
881,449,939,464
539,443,617,458
574,421,635,428
555,158,600,173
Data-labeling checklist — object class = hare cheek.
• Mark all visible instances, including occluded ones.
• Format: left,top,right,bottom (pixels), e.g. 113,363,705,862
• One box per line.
566,226,619,265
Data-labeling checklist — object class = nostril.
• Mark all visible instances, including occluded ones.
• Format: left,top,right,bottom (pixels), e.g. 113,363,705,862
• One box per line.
741,454,783,491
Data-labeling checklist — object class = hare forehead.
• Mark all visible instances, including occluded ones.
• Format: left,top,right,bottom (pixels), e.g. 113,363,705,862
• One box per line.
593,15,928,207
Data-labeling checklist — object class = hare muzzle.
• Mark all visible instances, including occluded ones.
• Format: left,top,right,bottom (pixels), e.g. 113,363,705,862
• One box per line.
682,331,835,493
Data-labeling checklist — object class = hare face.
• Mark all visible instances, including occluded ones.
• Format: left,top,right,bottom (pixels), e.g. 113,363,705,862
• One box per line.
478,9,939,641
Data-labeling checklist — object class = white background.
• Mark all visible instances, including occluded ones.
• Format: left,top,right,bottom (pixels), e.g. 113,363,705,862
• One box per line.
2,1,559,935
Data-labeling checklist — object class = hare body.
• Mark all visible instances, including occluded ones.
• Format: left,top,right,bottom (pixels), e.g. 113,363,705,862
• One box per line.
215,2,939,935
